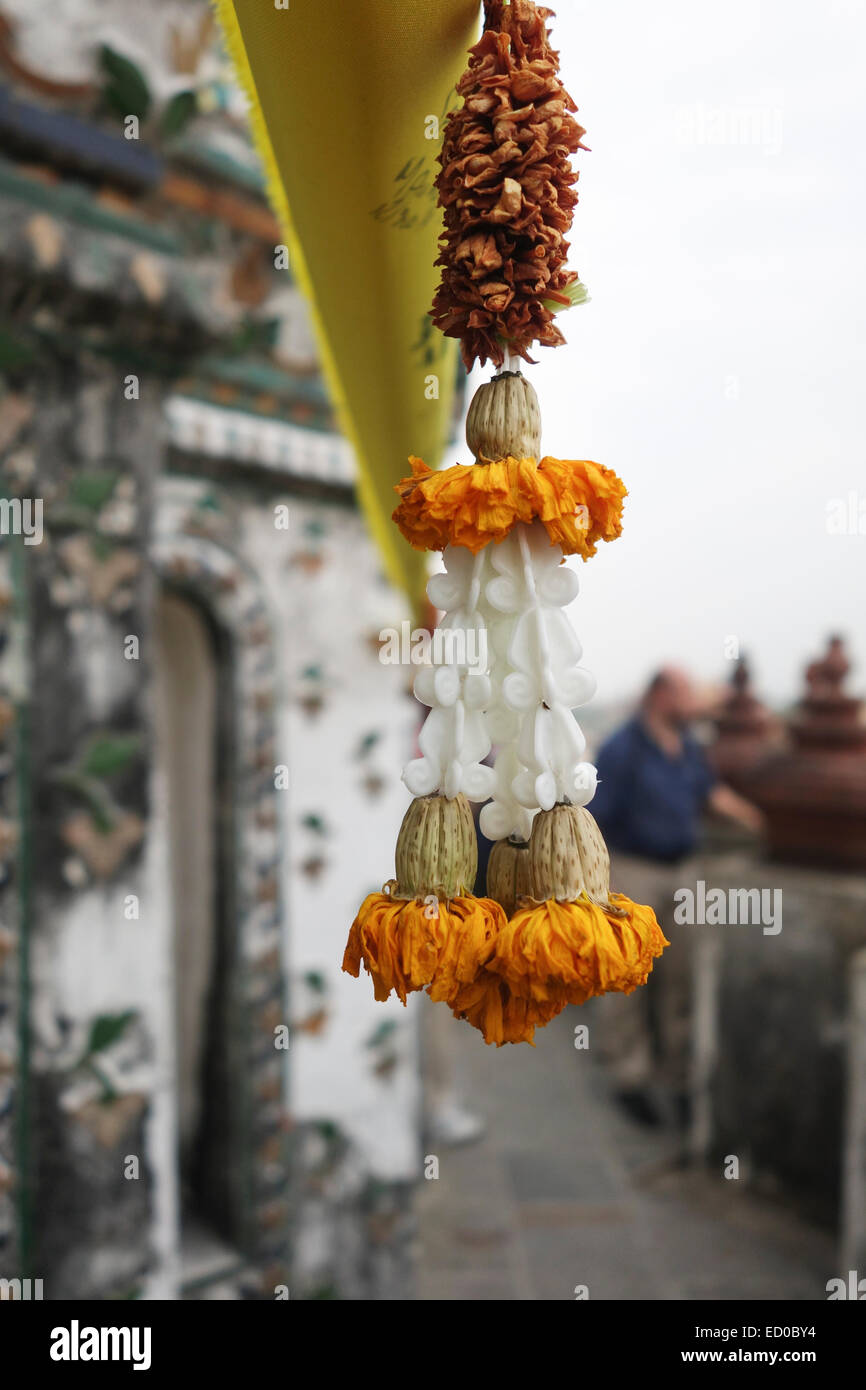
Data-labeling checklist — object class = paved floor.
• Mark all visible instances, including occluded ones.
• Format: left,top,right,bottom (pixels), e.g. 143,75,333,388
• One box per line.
415,1008,837,1301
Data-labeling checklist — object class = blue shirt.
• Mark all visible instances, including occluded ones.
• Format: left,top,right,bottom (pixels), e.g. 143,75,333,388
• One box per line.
590,718,717,863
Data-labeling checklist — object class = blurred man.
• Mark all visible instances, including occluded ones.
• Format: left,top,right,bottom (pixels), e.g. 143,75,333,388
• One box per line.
591,667,762,861
590,667,763,1127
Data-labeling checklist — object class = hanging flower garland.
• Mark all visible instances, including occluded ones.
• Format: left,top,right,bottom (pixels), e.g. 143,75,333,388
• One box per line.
430,0,588,369
343,0,668,1044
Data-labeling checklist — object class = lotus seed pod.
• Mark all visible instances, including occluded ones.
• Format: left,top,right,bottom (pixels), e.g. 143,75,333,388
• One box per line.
573,807,616,907
394,793,477,899
465,370,542,463
528,803,585,901
486,836,532,917
528,803,616,907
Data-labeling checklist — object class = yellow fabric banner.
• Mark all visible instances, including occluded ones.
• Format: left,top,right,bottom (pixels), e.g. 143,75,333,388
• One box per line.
215,0,481,609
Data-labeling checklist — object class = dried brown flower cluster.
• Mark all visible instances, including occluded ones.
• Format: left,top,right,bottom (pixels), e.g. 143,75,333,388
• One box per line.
430,0,587,371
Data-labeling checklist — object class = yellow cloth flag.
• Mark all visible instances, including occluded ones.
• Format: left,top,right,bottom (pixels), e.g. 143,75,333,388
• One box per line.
215,0,480,608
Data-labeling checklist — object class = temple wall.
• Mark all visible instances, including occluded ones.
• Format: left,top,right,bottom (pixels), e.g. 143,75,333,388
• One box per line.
670,845,866,1262
0,364,424,1299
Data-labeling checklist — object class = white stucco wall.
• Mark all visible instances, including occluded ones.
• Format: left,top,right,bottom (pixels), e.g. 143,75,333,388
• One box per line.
242,496,424,1182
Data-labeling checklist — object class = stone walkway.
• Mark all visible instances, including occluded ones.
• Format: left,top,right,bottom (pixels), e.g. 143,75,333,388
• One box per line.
415,1009,836,1301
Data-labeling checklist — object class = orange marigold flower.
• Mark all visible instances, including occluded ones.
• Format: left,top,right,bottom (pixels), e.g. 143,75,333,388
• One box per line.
449,968,567,1046
535,455,626,556
392,454,626,558
342,892,505,1006
489,894,669,1006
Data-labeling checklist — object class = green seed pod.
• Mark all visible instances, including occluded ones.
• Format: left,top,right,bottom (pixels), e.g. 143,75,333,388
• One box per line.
486,837,532,916
528,803,617,909
393,793,477,900
465,370,542,463
574,808,612,904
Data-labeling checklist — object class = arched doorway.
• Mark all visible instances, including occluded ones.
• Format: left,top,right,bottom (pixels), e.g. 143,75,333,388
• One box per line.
154,590,243,1286
152,501,290,1296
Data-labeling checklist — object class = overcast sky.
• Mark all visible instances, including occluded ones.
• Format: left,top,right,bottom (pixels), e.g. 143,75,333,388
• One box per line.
464,0,866,707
